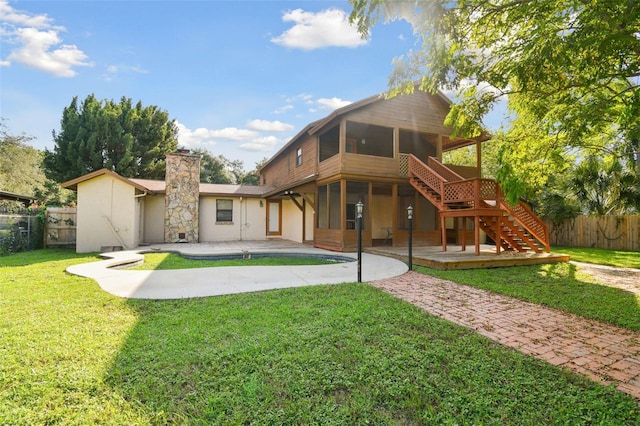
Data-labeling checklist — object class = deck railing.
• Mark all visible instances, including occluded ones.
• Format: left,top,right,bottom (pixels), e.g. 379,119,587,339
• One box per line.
399,153,410,177
499,194,551,252
428,157,464,182
408,155,446,198
442,178,497,208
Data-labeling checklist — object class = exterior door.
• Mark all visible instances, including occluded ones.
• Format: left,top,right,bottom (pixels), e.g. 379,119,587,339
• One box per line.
267,200,281,236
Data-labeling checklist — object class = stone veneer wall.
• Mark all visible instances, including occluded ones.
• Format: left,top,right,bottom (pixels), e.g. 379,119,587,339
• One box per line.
164,152,201,243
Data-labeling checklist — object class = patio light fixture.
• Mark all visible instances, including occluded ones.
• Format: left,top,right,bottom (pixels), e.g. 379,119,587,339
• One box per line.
407,205,413,271
356,200,363,282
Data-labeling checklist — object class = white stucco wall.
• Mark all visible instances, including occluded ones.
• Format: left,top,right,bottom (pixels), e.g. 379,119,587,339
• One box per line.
199,197,266,242
142,194,165,243
304,199,314,242
76,175,137,252
281,199,303,243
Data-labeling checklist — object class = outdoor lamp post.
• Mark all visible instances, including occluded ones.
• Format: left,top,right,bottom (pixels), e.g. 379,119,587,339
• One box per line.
407,205,413,270
356,200,363,282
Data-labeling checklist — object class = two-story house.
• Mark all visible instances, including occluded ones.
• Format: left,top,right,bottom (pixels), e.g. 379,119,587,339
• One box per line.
63,88,549,255
259,89,549,254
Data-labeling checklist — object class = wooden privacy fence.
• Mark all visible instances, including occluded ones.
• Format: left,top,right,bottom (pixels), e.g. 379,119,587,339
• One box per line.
45,207,77,248
546,215,639,251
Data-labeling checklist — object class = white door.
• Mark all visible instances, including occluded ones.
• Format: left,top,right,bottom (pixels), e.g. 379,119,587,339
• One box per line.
267,200,281,235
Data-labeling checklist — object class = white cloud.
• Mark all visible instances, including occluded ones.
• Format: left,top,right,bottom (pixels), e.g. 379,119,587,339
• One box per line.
271,8,368,50
0,0,60,29
240,136,280,152
177,121,264,145
273,104,294,115
247,119,293,132
210,127,259,141
176,121,217,148
1,1,92,77
316,97,352,111
177,120,285,156
103,64,148,81
285,93,313,103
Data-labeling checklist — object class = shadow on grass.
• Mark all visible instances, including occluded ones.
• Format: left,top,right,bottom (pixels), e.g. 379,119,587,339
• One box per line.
417,262,640,331
104,284,638,424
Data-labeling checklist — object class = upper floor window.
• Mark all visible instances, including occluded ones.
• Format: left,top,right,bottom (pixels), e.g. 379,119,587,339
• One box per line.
319,125,339,162
216,199,233,222
346,121,394,158
296,147,302,166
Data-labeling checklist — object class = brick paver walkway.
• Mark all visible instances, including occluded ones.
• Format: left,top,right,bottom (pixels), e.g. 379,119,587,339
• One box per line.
370,271,640,401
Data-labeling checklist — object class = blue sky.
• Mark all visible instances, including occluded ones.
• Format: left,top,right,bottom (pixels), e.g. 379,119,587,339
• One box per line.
1,0,504,170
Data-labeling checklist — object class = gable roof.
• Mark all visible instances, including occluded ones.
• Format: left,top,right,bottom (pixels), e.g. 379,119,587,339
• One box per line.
259,88,488,172
62,168,273,197
61,169,154,193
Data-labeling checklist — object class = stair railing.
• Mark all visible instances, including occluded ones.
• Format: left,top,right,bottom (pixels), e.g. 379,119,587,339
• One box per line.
408,155,447,199
427,157,464,182
497,188,551,252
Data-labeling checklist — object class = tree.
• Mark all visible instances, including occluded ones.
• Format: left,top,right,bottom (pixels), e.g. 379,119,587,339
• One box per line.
570,156,640,216
0,123,45,196
0,123,75,207
349,0,640,197
196,149,236,184
241,157,269,185
43,95,178,182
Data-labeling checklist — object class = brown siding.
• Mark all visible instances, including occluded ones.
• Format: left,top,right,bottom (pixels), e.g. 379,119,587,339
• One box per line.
342,153,398,178
314,228,344,250
262,136,317,188
318,155,341,180
346,91,452,136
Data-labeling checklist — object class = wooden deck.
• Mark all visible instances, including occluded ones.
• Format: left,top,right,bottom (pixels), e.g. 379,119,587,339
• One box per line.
366,244,569,270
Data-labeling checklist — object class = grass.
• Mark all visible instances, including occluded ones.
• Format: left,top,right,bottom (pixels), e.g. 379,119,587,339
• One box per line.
416,261,640,331
1,249,638,424
128,252,340,270
554,246,640,269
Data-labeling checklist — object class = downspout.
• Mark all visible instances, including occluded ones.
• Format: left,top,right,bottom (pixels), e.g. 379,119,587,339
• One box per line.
239,197,243,241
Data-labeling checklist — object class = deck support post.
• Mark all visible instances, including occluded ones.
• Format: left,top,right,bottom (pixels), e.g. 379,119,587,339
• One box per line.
496,215,501,255
475,216,480,255
441,214,447,252
461,217,466,251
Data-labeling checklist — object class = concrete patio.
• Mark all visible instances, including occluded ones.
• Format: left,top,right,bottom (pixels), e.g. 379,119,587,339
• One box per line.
66,241,408,299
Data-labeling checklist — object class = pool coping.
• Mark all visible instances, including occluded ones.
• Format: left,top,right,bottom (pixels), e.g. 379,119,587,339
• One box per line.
66,243,409,299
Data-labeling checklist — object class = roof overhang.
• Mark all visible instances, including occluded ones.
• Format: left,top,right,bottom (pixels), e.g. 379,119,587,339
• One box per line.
0,190,35,206
61,168,156,194
262,174,318,198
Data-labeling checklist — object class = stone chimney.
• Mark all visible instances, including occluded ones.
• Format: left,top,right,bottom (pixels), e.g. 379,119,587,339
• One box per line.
165,150,201,243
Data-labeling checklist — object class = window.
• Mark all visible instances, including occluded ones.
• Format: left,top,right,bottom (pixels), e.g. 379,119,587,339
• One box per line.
216,199,233,222
346,121,394,158
296,147,302,166
319,125,339,162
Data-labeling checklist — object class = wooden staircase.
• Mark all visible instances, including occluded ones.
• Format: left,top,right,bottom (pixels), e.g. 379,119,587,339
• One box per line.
408,155,550,254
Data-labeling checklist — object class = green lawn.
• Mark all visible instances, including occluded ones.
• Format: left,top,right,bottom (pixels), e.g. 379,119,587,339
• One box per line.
128,252,340,270
1,249,638,424
416,261,640,331
554,246,640,269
